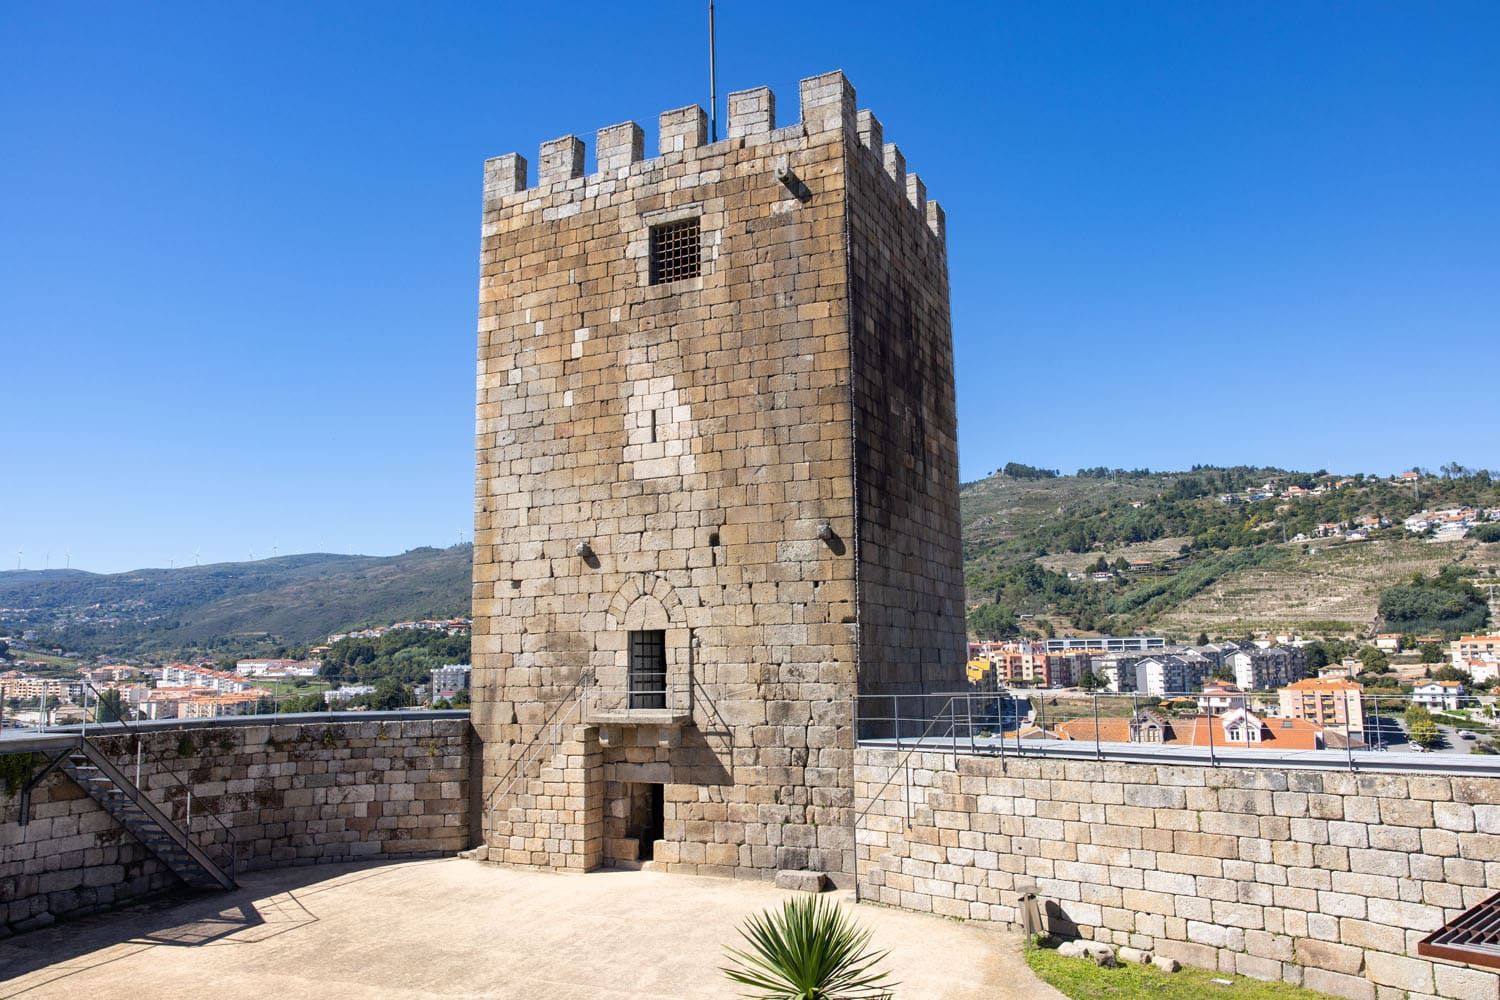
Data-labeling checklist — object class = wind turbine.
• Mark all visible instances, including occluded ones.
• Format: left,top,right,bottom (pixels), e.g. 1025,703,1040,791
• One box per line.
15,549,20,571
194,547,201,567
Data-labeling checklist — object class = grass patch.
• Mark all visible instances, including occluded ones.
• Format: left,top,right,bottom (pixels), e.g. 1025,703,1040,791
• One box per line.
1026,943,1337,1000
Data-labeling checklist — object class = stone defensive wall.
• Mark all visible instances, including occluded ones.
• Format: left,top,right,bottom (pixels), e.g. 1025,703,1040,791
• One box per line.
481,69,945,244
853,746,1500,1000
0,714,473,934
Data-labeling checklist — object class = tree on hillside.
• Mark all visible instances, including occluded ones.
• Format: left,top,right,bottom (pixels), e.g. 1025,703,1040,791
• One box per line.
1196,632,1210,647
967,603,1018,641
1093,556,1109,573
1359,647,1390,673
1419,643,1444,664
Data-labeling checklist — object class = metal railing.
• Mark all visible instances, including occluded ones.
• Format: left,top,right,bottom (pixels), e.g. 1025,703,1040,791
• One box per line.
73,679,242,880
483,672,592,838
0,682,463,737
854,687,1500,773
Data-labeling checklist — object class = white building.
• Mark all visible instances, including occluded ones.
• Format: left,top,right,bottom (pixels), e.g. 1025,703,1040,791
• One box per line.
1134,653,1213,697
429,663,472,700
1412,680,1464,712
157,664,253,693
324,684,376,706
236,658,321,678
1045,635,1165,654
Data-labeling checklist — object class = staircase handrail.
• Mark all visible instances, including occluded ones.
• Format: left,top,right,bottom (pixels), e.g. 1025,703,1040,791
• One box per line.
71,737,235,889
851,693,963,829
79,679,239,878
483,671,591,819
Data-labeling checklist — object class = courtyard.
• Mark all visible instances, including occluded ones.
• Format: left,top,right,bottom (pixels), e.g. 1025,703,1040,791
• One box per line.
0,858,1056,999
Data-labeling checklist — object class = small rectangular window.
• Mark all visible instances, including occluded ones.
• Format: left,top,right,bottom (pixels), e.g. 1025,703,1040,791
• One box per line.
628,629,667,709
649,218,701,285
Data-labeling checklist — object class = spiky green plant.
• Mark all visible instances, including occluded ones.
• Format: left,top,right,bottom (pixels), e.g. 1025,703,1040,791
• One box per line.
722,895,896,1000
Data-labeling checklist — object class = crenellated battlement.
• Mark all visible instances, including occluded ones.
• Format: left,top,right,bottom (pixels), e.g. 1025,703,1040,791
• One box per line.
481,70,943,241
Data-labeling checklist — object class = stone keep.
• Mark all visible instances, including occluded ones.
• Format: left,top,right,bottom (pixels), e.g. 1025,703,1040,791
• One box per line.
472,70,965,882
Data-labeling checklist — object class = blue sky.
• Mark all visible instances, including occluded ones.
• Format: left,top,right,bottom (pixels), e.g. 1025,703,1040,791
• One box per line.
3,2,1497,573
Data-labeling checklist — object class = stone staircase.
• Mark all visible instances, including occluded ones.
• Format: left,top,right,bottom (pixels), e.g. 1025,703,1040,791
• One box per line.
40,739,235,891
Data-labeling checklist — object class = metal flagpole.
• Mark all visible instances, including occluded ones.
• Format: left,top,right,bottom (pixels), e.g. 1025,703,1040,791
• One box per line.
708,1,718,142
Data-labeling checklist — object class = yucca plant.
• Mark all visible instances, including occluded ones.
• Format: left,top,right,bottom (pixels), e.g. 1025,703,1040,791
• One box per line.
722,895,897,999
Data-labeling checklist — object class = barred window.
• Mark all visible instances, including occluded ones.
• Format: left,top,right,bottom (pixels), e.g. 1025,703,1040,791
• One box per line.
628,630,667,709
649,218,701,285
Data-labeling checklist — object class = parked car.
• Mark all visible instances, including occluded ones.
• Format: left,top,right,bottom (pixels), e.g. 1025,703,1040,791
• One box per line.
1460,731,1478,740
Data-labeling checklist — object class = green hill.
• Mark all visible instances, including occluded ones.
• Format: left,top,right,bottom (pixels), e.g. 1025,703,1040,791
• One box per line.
4,464,1495,663
960,466,1499,639
0,545,471,660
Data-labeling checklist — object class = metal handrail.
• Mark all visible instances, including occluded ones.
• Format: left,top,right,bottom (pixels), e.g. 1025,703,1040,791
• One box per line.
853,687,1500,775
852,694,962,830
483,671,592,825
78,679,240,879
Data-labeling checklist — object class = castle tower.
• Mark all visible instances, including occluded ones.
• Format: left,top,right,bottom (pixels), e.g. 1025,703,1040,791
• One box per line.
472,70,964,882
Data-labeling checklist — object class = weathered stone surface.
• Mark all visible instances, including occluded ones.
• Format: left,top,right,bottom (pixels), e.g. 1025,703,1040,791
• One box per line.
774,870,828,893
0,718,471,934
473,70,962,884
853,749,1500,999
1150,954,1180,973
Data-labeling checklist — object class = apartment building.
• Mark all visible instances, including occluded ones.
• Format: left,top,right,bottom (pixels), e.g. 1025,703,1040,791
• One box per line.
1227,646,1307,691
1278,678,1364,735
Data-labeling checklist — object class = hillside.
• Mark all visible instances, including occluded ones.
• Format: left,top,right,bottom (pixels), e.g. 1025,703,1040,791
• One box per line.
0,545,471,659
3,466,1495,663
960,466,1500,639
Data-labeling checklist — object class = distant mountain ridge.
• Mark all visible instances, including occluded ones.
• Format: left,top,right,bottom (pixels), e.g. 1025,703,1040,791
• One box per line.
0,545,472,659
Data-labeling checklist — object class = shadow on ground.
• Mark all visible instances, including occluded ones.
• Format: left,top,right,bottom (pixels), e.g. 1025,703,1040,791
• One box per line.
0,860,420,997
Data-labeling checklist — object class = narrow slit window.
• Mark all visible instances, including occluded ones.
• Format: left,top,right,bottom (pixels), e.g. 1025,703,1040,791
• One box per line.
628,630,667,709
649,219,701,285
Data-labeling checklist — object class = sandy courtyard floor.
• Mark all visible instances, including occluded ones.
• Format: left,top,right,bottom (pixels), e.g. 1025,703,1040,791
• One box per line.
0,858,1061,1000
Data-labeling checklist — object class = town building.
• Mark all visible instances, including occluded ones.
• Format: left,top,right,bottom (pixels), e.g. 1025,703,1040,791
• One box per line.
1278,678,1364,735
1133,653,1213,697
1197,682,1247,714
1453,635,1500,667
1056,708,1324,751
177,690,268,719
430,663,472,700
1043,635,1165,654
1090,652,1146,693
157,664,254,693
471,71,965,880
1412,680,1464,712
976,641,1091,688
235,659,321,678
324,684,376,706
1226,645,1306,691
0,671,81,702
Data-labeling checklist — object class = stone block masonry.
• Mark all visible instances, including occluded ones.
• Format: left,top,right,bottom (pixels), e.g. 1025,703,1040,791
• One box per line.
853,748,1500,1000
0,717,472,934
473,69,965,884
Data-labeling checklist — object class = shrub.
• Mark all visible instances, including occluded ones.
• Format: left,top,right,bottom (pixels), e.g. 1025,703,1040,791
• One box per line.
723,895,895,1000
